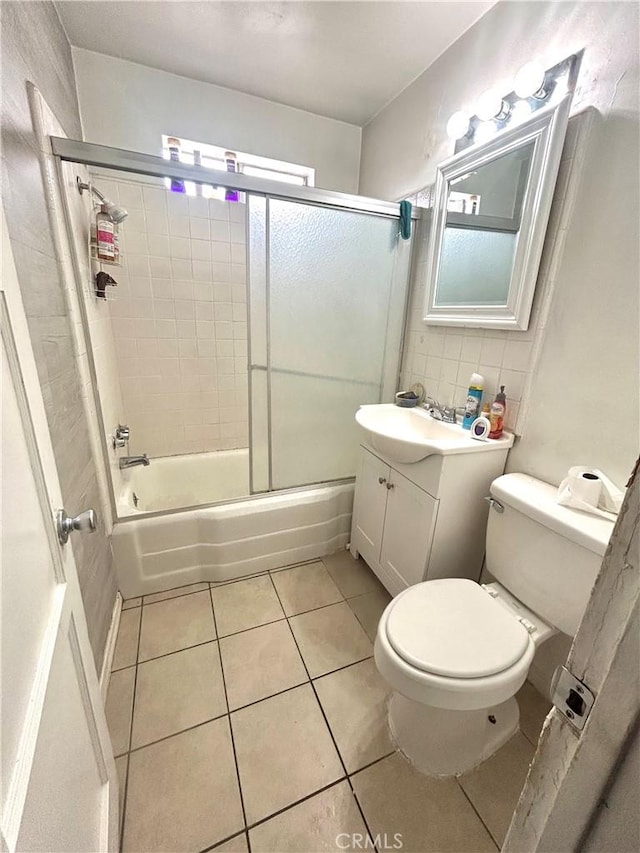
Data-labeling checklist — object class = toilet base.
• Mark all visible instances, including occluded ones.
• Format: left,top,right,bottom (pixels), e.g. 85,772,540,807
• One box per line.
388,692,520,777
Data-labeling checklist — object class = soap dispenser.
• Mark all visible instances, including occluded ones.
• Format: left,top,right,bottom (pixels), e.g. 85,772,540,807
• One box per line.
489,386,507,439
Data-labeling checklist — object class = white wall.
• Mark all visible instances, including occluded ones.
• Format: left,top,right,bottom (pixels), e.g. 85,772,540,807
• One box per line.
72,48,361,193
360,1,639,491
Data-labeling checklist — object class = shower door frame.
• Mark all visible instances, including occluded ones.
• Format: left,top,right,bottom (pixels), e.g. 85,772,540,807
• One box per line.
51,137,418,522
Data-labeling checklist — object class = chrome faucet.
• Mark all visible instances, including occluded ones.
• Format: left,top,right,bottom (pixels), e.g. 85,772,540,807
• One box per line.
119,454,150,469
425,397,461,424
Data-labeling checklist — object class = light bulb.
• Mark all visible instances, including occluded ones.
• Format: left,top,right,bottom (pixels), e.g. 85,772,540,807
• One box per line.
476,89,510,122
514,61,546,99
446,111,470,140
474,122,496,144
510,100,533,124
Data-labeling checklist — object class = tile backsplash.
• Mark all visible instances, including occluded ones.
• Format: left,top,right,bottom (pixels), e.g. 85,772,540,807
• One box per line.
94,175,249,457
401,235,535,431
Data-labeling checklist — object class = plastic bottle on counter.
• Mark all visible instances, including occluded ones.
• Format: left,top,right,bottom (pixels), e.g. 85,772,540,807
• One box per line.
462,373,484,430
489,386,507,439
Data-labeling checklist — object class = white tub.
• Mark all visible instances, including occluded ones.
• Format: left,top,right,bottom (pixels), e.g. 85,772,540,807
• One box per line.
112,451,354,597
118,449,250,514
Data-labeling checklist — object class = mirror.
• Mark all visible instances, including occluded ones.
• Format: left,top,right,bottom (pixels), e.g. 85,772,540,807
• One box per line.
423,94,572,330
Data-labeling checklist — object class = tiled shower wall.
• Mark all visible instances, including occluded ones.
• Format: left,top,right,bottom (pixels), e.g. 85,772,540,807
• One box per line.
401,115,582,434
94,175,248,457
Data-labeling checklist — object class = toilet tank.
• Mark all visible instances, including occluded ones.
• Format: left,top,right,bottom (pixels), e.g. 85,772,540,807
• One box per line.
486,473,615,636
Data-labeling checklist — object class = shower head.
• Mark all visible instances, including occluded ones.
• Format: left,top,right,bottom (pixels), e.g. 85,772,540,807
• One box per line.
100,199,128,224
77,178,128,223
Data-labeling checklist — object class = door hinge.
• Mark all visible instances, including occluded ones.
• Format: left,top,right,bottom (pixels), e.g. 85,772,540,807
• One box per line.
551,665,595,732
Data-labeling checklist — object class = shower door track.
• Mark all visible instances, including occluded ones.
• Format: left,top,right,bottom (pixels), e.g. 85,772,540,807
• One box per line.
50,137,421,219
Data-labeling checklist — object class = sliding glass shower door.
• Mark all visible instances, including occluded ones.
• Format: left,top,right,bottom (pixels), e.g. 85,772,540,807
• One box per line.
248,195,412,492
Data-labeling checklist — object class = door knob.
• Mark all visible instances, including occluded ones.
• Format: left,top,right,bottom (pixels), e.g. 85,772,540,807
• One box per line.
378,476,386,485
56,508,97,545
386,482,395,490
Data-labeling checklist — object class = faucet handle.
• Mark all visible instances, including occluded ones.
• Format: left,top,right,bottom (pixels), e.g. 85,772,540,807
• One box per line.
113,424,130,449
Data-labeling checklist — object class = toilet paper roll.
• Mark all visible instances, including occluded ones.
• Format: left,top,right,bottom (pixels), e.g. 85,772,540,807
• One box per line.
556,466,623,519
570,472,602,508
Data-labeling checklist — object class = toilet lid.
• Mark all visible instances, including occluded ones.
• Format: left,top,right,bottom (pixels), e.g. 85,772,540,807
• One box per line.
386,579,531,678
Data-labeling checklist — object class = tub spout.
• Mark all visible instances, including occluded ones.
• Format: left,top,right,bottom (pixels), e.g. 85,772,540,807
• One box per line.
119,454,150,469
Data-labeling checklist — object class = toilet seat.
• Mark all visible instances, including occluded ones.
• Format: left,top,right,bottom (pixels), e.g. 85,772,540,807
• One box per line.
386,578,531,678
374,578,536,712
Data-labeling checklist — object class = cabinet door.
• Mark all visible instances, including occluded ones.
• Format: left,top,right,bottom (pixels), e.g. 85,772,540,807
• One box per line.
352,449,390,566
380,470,438,589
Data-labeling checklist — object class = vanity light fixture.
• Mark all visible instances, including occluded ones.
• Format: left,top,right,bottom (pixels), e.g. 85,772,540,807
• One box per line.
476,89,511,122
445,53,581,153
474,122,497,144
446,111,471,140
510,100,533,125
514,61,547,99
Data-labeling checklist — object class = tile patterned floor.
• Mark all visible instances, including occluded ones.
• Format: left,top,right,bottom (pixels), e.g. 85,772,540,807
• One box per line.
107,551,551,853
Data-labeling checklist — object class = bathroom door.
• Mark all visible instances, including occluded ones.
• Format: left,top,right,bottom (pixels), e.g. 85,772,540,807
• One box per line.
1,210,118,852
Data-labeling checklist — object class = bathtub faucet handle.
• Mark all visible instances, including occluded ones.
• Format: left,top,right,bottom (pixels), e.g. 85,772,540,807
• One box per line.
113,424,130,449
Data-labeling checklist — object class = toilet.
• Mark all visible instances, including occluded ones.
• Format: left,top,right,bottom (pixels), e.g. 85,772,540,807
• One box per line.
374,472,615,777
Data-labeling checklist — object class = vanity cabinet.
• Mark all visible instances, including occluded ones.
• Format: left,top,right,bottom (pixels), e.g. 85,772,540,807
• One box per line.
352,450,437,588
350,441,510,597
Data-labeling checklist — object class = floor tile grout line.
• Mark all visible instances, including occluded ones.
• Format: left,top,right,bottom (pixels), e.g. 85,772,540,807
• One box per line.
197,828,248,853
280,595,348,620
266,573,381,853
216,614,287,641
142,585,211,607
201,751,400,850
132,636,219,668
243,776,348,836
118,602,143,853
228,677,310,714
456,777,501,850
348,750,397,778
117,593,365,674
208,587,251,851
126,711,231,755
122,555,323,611
118,651,382,759
115,562,387,849
121,554,380,610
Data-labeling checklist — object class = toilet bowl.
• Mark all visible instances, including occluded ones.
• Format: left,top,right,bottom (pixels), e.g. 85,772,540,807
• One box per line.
374,473,615,777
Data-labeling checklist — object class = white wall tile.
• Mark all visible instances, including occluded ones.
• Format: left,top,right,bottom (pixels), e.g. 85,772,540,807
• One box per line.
480,336,506,368
190,217,210,240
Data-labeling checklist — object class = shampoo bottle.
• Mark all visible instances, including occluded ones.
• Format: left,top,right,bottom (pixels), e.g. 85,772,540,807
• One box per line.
489,386,507,439
462,373,484,429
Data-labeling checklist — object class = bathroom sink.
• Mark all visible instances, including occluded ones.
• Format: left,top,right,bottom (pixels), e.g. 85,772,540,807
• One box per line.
355,404,514,464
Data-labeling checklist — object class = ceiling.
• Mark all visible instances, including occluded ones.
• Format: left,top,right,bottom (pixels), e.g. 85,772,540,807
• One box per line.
56,1,494,126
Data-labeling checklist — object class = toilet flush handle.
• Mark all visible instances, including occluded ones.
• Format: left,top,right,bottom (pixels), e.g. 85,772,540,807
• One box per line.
484,496,504,513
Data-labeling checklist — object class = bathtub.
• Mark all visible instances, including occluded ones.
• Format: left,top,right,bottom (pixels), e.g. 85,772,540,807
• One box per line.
112,451,354,597
117,448,250,515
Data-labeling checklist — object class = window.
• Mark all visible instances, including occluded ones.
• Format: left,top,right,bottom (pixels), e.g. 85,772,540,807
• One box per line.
161,135,315,200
